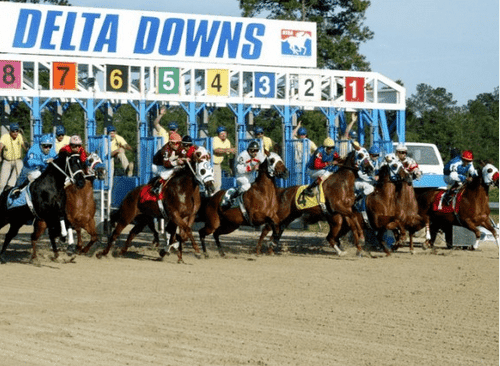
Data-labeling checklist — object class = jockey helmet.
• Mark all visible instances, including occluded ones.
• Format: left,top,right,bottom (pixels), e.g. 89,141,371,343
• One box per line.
395,143,407,152
461,150,474,161
247,141,260,152
9,123,19,131
349,130,357,139
107,125,116,133
216,126,226,135
297,127,307,136
169,132,182,142
368,145,380,155
168,122,178,131
55,125,65,135
70,135,82,145
40,134,52,146
254,127,264,135
323,137,335,148
181,135,193,145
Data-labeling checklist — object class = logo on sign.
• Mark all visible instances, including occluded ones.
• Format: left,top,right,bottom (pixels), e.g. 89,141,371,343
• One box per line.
281,29,312,56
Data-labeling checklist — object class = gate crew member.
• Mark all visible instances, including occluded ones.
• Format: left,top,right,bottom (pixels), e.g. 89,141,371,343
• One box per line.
212,126,236,192
254,126,273,153
54,125,70,153
442,150,477,205
0,123,27,193
301,137,340,198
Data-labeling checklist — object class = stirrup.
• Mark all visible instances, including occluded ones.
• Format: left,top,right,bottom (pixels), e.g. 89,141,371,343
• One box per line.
10,188,21,199
303,187,315,197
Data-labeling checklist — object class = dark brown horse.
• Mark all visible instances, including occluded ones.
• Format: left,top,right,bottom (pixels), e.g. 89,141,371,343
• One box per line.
255,150,365,256
363,159,409,255
94,148,215,262
415,163,499,250
198,151,288,256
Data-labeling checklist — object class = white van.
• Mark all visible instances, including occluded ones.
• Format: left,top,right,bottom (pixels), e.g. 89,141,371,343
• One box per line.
392,142,446,188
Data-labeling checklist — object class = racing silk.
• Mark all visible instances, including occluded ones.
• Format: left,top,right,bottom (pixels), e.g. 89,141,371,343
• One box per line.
185,145,197,160
235,150,264,192
306,146,339,172
153,144,187,168
59,145,88,163
444,156,477,183
23,144,57,170
399,156,419,174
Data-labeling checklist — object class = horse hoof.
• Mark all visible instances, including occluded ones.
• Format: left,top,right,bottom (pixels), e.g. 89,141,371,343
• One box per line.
159,249,168,258
96,251,104,259
203,253,209,259
177,259,185,264
194,253,202,260
356,251,363,258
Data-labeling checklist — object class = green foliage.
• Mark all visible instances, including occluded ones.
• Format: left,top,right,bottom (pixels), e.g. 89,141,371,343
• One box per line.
239,0,373,70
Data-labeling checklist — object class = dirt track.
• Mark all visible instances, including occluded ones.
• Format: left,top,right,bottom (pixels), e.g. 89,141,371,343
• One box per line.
0,226,498,366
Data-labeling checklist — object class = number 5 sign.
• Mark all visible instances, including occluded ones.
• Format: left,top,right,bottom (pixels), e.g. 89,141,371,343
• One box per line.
345,77,365,102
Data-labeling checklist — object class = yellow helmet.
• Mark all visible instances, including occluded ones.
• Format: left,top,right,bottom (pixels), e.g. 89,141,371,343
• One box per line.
323,137,335,148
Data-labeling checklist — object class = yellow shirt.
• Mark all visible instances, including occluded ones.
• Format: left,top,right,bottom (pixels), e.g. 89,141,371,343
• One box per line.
55,135,71,153
155,125,169,145
212,136,232,165
261,136,273,152
0,133,24,160
111,134,128,151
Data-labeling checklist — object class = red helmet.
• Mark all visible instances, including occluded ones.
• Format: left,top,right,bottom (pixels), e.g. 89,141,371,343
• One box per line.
169,132,182,142
461,150,474,161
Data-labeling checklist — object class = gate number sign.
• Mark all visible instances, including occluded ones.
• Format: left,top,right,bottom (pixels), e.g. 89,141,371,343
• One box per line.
106,65,129,93
207,69,229,96
0,61,21,89
157,67,179,94
53,62,77,90
345,77,365,102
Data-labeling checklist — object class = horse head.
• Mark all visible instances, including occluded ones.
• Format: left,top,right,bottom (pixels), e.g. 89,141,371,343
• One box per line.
87,152,107,180
263,151,289,179
192,146,216,197
379,159,408,184
54,151,86,189
482,163,499,188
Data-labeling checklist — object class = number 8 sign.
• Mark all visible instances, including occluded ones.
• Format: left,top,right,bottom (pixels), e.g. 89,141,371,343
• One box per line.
0,61,21,89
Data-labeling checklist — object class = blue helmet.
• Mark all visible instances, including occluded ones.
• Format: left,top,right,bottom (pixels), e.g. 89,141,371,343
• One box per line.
216,126,226,134
40,134,52,145
368,145,380,155
168,122,178,131
107,125,116,133
55,125,65,135
254,127,264,135
297,127,307,136
9,123,19,131
349,130,357,139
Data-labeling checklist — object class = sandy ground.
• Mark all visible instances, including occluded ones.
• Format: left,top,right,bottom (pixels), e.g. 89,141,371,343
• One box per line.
0,225,498,366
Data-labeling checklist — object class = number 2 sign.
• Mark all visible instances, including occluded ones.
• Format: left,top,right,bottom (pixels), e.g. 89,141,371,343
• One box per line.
53,62,77,90
345,77,364,102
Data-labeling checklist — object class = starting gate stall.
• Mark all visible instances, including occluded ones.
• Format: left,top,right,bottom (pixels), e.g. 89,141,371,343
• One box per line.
0,2,406,227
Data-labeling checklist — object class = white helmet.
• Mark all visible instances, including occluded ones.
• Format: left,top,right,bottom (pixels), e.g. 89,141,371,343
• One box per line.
395,143,407,152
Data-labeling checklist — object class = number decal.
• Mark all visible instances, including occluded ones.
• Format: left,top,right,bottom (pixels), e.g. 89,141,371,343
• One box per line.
106,65,128,92
254,72,275,98
206,69,228,96
298,75,320,101
0,61,21,89
345,77,364,102
53,62,77,90
157,67,179,94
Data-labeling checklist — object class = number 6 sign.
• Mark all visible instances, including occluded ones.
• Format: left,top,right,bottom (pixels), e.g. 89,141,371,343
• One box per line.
345,77,365,102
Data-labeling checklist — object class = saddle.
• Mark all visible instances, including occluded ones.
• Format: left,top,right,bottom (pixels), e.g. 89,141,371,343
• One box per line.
220,188,253,225
433,189,464,213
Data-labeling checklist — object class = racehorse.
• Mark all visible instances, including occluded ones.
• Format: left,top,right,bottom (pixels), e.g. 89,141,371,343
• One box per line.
198,151,289,257
363,159,409,255
415,162,499,250
0,151,86,263
255,150,365,256
94,147,215,262
34,152,107,255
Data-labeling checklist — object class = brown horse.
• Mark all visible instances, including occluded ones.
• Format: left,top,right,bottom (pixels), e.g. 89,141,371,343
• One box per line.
415,162,499,250
198,151,288,256
363,159,409,255
94,149,215,262
255,150,365,256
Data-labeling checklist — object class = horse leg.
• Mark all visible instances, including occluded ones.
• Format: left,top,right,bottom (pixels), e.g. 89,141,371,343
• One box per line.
117,220,149,256
30,219,49,262
461,217,483,250
0,222,24,264
199,210,222,256
325,214,345,256
97,222,128,258
78,220,100,255
256,223,273,255
147,217,160,247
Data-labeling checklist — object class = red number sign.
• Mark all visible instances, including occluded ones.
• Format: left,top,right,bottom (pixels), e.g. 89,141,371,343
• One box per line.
345,77,364,102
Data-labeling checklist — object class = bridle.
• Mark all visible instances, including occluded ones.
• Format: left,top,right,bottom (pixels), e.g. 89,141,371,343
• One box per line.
49,154,85,186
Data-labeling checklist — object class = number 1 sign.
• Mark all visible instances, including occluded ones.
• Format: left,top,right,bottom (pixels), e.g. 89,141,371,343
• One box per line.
345,77,364,102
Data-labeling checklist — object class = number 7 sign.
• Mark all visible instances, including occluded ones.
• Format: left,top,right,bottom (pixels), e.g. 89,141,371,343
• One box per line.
52,62,77,90
345,77,364,102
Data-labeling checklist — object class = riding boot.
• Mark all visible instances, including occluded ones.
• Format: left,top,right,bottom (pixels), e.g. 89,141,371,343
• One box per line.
11,181,27,199
222,189,239,209
303,178,320,197
150,177,164,196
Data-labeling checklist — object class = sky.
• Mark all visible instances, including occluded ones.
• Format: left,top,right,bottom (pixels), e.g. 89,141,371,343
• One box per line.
71,0,499,107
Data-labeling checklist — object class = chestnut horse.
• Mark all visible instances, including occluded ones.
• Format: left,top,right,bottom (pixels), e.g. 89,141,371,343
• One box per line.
94,148,215,262
415,163,499,250
33,152,107,255
0,152,86,263
255,150,365,256
364,160,408,255
198,151,289,256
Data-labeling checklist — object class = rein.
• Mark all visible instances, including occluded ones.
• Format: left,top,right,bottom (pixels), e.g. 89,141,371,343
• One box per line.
49,155,84,186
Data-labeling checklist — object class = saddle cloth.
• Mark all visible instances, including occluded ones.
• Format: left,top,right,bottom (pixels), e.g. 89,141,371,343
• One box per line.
139,185,165,203
432,190,464,213
295,184,326,210
6,187,28,209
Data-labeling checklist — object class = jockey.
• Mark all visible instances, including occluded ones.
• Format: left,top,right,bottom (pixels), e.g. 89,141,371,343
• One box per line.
223,141,263,207
442,150,477,204
301,137,340,198
181,135,197,160
354,145,381,201
151,132,187,195
11,134,57,197
394,143,422,179
59,135,88,163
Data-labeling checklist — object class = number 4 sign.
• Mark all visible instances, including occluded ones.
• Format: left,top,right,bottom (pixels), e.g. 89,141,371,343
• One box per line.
345,77,365,102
